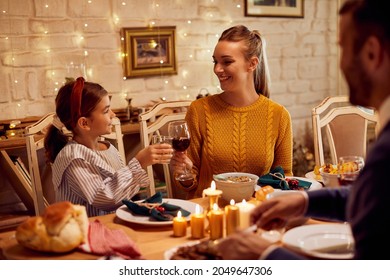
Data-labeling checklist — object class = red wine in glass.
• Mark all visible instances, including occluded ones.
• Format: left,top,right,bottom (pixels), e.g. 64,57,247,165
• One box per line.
168,121,195,182
172,138,190,152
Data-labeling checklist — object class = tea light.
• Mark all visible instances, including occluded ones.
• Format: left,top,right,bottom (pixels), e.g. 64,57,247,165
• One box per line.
225,199,239,236
173,211,187,237
236,199,255,230
209,203,224,240
202,181,223,210
190,204,205,239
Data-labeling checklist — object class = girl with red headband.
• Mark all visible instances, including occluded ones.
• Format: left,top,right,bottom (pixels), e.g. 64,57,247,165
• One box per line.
44,77,172,216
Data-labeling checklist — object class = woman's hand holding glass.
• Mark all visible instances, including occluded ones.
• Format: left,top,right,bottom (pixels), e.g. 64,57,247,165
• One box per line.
168,121,195,181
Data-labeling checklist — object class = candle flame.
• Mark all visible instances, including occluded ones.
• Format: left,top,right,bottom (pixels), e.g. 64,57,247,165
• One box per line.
241,199,247,205
195,204,200,214
230,199,235,205
213,203,218,211
177,210,182,218
211,180,216,190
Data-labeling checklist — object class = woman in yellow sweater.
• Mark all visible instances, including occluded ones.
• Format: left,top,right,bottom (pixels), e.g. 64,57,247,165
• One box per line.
171,25,293,199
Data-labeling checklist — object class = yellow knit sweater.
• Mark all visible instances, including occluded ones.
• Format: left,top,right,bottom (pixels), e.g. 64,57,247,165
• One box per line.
183,94,293,198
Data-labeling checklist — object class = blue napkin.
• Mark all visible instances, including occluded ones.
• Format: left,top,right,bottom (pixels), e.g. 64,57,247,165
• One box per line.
258,166,312,190
122,192,191,221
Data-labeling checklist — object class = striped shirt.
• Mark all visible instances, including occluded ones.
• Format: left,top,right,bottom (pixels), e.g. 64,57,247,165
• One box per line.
52,140,149,217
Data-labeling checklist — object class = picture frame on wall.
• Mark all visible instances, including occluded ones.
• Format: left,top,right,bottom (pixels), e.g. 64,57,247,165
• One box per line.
121,26,177,78
245,0,304,18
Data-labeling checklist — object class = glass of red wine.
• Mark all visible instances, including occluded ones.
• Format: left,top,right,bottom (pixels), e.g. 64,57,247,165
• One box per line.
168,121,194,182
337,156,365,186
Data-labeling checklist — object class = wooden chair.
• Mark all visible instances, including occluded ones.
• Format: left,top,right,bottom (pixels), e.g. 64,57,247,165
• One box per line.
139,100,192,197
25,114,125,215
312,96,379,166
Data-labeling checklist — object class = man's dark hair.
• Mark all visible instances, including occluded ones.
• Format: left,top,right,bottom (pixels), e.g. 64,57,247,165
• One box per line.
340,0,390,54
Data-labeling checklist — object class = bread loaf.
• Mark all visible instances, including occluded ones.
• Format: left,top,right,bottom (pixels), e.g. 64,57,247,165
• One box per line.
16,201,89,253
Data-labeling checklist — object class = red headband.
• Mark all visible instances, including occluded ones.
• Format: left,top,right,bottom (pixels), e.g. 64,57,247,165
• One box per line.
70,77,85,128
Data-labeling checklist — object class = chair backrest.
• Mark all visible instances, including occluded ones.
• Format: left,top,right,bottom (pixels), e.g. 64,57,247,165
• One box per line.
25,114,125,215
25,113,55,215
139,100,192,197
312,96,379,166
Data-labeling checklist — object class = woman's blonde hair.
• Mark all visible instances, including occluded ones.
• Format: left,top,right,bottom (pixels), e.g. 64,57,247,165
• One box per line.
218,25,271,98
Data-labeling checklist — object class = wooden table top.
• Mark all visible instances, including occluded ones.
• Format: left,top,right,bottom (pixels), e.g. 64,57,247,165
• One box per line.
0,198,209,260
0,197,327,260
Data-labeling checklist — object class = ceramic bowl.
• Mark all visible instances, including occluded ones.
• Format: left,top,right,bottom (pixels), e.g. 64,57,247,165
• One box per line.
213,172,259,203
319,167,340,187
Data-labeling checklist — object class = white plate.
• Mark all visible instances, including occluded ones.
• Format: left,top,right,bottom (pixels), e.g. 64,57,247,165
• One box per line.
116,199,202,226
164,240,201,260
305,171,323,182
282,224,354,259
256,176,322,192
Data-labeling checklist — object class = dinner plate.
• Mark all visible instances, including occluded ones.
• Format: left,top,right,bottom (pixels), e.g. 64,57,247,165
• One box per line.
163,240,201,260
282,224,355,259
116,198,201,226
256,176,322,192
305,171,323,182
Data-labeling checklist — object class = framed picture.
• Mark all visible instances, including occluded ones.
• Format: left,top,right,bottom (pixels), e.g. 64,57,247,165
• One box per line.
121,26,177,78
245,0,304,18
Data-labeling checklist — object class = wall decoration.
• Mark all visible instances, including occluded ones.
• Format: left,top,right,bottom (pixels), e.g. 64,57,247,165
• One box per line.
121,26,177,78
245,0,304,18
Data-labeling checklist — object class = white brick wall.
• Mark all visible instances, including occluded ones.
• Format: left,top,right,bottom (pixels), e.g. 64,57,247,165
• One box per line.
0,0,342,141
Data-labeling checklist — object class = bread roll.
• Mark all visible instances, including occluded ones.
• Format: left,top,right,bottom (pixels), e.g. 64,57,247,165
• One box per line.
16,201,89,253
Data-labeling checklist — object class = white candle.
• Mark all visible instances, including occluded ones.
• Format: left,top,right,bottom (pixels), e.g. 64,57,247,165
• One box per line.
202,181,223,196
236,199,255,230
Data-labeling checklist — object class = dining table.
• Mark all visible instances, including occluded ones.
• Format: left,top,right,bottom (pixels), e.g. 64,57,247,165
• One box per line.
0,197,328,260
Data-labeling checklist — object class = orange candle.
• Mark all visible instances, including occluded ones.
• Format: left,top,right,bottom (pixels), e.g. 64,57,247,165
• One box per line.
173,211,187,237
209,203,224,240
190,204,205,239
225,199,240,236
236,199,255,230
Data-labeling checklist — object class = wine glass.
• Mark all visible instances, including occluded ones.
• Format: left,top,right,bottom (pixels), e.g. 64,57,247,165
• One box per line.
168,121,194,181
338,156,365,186
152,135,173,164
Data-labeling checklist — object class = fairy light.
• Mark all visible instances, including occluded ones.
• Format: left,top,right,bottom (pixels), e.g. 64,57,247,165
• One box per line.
45,4,49,8
121,1,126,5
187,20,192,24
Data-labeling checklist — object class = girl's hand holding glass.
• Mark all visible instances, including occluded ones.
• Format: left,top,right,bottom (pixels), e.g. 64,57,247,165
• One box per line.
152,135,173,165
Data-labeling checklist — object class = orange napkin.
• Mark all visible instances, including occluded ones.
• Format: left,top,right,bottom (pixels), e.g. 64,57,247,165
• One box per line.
79,219,144,260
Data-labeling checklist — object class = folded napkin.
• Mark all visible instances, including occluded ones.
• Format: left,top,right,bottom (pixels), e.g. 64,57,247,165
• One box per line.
122,192,191,221
79,220,143,260
258,166,312,190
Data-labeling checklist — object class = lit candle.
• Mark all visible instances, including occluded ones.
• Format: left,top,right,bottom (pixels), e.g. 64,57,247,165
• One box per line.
173,211,187,237
236,199,255,230
190,204,205,239
209,203,224,240
202,181,223,210
225,199,240,236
